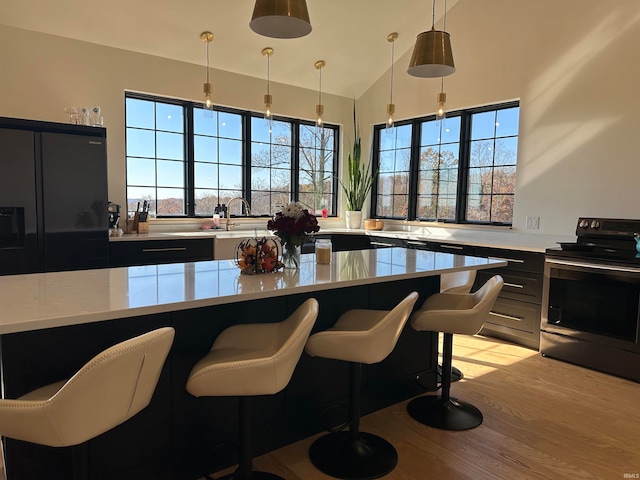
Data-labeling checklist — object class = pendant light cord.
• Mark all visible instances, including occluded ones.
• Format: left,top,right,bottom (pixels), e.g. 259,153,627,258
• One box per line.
318,67,322,105
390,38,395,105
267,54,270,96
431,0,436,29
443,0,447,31
206,41,210,84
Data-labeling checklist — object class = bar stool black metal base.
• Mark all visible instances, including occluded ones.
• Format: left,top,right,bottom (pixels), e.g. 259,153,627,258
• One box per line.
218,471,285,480
309,431,398,480
407,395,483,431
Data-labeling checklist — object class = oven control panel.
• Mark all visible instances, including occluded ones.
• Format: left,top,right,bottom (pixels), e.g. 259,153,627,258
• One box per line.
576,217,640,237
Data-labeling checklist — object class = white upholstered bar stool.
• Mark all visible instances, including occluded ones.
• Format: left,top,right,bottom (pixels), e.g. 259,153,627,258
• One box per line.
304,291,419,480
186,298,319,480
408,275,503,430
0,327,175,480
439,269,478,383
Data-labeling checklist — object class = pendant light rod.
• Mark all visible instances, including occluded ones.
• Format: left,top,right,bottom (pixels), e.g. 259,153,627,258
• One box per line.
387,32,398,128
262,47,274,119
315,60,325,126
200,31,214,108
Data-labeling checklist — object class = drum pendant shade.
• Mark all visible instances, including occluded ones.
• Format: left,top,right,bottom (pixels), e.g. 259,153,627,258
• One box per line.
408,28,455,78
250,0,312,39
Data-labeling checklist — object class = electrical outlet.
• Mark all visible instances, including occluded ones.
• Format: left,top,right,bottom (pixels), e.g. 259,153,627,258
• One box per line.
526,216,540,230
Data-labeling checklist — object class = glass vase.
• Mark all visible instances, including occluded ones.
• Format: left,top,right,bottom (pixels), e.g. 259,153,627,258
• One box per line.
282,243,301,269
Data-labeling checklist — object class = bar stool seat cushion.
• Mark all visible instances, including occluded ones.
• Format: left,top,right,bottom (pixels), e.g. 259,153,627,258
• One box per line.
187,298,319,397
305,300,415,365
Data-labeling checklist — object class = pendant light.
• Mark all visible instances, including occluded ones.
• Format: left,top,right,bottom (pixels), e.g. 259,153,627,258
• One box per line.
386,32,398,129
250,0,312,39
315,60,325,127
408,0,455,78
262,47,274,120
436,78,447,122
200,31,214,109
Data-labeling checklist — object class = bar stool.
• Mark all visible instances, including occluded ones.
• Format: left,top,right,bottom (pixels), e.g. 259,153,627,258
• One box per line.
304,291,419,480
0,327,175,480
408,275,503,430
439,270,477,383
186,298,319,480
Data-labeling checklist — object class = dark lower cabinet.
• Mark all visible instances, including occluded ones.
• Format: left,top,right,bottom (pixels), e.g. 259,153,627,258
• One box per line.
404,240,544,349
474,247,544,349
109,239,214,267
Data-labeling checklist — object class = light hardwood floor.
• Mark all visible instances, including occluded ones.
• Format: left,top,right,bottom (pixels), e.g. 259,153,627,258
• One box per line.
210,334,640,480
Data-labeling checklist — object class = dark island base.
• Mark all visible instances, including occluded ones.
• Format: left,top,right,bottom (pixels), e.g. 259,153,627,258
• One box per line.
0,276,439,479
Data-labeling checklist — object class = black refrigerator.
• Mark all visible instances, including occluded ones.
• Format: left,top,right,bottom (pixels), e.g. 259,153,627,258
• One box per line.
0,117,109,275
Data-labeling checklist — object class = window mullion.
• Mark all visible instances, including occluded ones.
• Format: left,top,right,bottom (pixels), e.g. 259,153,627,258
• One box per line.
408,119,420,220
457,112,472,222
185,106,195,216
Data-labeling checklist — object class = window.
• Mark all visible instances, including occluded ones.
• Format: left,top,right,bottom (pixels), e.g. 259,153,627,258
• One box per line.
125,93,339,217
372,101,519,225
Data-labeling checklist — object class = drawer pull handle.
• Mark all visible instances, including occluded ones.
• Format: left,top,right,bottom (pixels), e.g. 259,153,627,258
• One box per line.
489,311,523,322
406,241,426,246
504,282,525,289
142,247,188,253
489,256,525,264
440,244,463,250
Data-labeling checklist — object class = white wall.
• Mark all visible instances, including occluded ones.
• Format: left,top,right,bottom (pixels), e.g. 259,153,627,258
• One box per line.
359,0,640,236
0,25,354,211
3,0,640,237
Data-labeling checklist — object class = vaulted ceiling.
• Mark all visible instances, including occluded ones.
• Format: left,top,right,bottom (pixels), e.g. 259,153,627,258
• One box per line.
0,0,460,97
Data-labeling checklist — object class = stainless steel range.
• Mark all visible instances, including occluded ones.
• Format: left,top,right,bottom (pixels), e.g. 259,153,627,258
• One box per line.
541,217,640,382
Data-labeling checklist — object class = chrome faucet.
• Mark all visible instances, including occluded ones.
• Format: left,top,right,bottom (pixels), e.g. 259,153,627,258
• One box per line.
225,197,251,231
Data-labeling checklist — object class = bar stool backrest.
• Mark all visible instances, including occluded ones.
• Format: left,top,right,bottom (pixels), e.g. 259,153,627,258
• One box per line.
0,327,175,447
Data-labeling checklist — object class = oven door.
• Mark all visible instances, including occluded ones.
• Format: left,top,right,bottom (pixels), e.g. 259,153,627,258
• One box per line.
542,258,640,351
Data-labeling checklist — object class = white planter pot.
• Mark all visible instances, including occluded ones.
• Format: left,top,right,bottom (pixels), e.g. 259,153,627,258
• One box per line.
345,210,363,229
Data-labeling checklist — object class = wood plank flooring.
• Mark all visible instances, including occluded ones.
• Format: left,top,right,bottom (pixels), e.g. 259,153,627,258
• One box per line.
209,334,640,480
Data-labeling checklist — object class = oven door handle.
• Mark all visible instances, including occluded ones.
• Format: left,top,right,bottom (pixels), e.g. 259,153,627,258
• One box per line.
546,258,640,274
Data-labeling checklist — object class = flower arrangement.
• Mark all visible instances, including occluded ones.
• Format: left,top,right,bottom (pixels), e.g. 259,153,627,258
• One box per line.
267,202,320,249
235,237,283,275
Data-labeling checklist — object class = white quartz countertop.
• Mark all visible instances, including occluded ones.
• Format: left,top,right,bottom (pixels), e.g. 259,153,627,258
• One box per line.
110,225,574,253
0,248,505,335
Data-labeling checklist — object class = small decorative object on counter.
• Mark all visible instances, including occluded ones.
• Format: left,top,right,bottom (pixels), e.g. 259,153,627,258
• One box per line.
315,238,332,264
267,202,320,269
235,237,283,275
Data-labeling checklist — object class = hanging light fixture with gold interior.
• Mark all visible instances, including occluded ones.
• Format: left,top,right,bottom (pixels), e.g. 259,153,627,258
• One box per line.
200,31,214,109
250,0,312,39
408,0,455,78
262,47,274,120
315,60,325,127
386,32,398,129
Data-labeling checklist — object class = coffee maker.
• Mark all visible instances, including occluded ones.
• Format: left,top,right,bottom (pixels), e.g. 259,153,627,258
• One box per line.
108,202,121,229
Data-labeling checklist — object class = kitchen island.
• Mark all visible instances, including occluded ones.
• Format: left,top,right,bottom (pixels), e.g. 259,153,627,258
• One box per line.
0,248,505,479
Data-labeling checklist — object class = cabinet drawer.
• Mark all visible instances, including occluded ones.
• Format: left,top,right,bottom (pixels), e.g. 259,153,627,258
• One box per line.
405,240,475,256
474,246,543,273
483,297,541,335
110,239,214,267
477,268,543,303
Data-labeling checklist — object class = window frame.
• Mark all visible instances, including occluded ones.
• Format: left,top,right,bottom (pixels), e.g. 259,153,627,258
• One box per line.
371,100,519,226
124,92,340,218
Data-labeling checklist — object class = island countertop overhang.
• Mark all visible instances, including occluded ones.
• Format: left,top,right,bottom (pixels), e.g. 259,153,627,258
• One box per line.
0,248,506,335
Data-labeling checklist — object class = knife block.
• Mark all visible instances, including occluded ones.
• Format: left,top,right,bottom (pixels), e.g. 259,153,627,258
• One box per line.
136,214,148,234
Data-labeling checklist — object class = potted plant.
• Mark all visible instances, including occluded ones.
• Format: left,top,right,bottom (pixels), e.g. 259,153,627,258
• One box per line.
340,101,377,229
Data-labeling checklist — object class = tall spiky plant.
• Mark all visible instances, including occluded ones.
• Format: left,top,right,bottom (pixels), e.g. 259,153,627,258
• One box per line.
340,100,377,211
